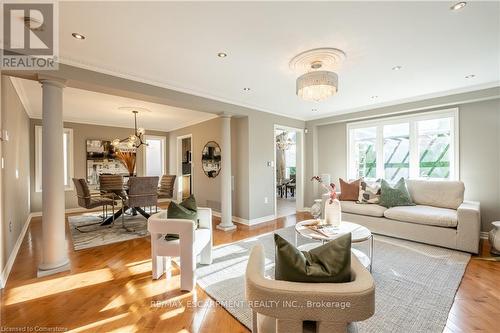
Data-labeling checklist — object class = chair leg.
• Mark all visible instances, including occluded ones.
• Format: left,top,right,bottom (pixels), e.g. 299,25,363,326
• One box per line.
180,249,196,291
152,255,165,279
200,241,212,265
121,202,135,232
75,206,108,233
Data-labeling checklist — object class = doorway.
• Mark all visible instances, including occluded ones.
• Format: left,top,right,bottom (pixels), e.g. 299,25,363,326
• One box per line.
274,125,304,218
143,135,166,177
176,134,193,201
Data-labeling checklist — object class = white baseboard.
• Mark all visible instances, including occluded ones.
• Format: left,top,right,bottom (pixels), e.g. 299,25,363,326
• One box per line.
211,211,276,227
480,231,489,240
298,207,311,212
1,212,34,289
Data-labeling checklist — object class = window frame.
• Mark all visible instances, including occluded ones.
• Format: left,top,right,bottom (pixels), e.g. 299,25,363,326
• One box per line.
35,125,75,192
346,108,459,181
142,134,167,177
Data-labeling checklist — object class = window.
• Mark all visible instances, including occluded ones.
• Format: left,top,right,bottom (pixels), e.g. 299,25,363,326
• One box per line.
35,126,74,192
347,109,458,181
144,135,166,177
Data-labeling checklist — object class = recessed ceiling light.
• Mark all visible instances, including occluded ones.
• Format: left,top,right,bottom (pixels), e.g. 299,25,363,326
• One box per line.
450,2,467,10
243,87,251,91
312,108,318,112
370,95,378,99
392,65,402,71
217,52,227,58
465,74,476,79
72,32,85,40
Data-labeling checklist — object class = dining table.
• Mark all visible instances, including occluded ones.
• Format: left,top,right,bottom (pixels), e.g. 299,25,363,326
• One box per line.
97,185,152,226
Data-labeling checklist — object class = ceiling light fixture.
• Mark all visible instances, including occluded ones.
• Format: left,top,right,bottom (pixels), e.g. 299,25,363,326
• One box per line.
450,2,467,10
312,108,318,112
290,48,346,102
243,87,251,91
72,32,85,40
112,109,149,149
392,65,402,71
217,52,227,58
370,95,379,99
465,74,476,79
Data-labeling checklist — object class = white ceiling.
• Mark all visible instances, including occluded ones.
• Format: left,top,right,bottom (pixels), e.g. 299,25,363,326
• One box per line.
6,2,500,122
11,77,216,132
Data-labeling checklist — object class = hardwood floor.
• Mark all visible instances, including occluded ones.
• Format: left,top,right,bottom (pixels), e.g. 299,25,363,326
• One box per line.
1,211,499,333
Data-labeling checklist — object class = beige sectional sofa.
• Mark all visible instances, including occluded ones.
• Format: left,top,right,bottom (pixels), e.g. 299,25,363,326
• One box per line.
324,180,481,254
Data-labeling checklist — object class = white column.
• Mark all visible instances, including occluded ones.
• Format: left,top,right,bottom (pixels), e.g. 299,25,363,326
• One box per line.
37,78,70,276
217,115,236,231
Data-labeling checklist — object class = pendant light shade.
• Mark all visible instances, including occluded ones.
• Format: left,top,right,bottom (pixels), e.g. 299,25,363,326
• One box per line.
296,70,338,102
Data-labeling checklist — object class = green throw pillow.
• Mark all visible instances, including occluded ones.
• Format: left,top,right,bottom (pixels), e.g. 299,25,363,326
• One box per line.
274,233,351,283
165,196,198,241
379,178,415,208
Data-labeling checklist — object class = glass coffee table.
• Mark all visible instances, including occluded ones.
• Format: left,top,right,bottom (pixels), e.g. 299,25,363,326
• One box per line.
295,220,374,272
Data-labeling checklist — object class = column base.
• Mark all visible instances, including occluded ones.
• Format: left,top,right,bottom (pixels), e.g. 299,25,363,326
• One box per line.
37,259,70,278
216,224,237,232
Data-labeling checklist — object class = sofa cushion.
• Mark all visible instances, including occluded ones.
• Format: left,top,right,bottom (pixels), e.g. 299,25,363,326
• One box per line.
379,178,415,208
357,180,381,204
384,205,458,228
341,200,387,217
339,178,361,201
406,179,464,209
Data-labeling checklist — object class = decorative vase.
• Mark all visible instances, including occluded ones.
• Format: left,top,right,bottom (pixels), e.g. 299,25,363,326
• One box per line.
310,199,322,220
324,198,341,228
489,221,500,255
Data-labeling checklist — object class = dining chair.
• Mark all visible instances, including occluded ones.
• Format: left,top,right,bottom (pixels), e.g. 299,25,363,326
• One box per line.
72,178,117,232
158,175,177,199
99,174,127,199
122,176,159,231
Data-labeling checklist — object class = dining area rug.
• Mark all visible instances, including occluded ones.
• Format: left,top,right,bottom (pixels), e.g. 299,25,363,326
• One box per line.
68,211,155,250
194,226,470,333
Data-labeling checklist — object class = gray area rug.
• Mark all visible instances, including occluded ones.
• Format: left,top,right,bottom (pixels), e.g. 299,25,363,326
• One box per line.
68,211,152,250
195,226,470,333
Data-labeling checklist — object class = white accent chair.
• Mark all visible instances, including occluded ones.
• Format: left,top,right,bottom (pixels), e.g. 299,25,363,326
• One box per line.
245,244,375,333
147,208,213,291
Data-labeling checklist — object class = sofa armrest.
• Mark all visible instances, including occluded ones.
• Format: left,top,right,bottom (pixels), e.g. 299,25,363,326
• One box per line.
457,201,481,254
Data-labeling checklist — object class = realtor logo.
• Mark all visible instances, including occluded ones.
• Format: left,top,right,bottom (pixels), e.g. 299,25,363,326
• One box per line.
2,2,58,70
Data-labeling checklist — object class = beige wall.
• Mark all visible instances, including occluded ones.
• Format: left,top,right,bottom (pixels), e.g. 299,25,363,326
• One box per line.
1,76,31,277
168,112,305,222
167,116,250,220
305,98,500,232
247,112,305,220
29,120,168,212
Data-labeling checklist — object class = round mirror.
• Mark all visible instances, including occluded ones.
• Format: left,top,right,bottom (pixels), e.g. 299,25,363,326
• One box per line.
202,141,221,178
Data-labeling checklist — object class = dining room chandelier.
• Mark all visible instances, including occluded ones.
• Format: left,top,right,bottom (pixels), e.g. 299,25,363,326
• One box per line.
289,48,346,102
111,110,147,149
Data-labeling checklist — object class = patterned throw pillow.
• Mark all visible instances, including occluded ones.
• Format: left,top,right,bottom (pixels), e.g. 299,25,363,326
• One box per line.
379,178,415,208
357,180,381,204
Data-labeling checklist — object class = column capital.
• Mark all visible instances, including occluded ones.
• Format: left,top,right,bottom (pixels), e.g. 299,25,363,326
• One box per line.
38,74,67,88
218,113,232,119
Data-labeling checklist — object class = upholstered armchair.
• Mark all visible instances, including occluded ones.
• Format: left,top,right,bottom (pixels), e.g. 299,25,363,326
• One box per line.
147,207,213,291
72,178,117,232
245,244,375,333
158,175,176,199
